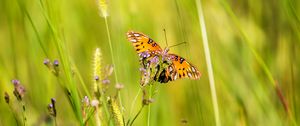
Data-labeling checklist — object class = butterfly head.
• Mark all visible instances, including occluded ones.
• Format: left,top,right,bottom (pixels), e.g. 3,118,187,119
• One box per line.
161,47,170,60
162,47,169,54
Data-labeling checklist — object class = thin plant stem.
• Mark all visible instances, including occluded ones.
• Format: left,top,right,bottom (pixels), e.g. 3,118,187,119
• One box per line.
129,105,145,126
38,0,83,123
103,17,123,111
195,0,221,126
147,85,153,126
7,105,21,125
101,92,110,122
73,64,92,98
21,101,26,126
16,0,48,57
129,88,141,118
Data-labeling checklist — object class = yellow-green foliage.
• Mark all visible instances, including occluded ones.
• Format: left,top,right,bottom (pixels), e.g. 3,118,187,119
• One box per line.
0,0,299,125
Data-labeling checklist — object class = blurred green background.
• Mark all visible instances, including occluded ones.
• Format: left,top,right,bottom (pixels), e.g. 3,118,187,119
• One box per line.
0,0,299,125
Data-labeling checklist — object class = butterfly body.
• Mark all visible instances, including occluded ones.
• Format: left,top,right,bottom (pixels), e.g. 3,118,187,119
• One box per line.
127,31,201,85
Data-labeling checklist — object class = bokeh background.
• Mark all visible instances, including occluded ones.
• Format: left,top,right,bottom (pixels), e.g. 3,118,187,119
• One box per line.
0,0,299,125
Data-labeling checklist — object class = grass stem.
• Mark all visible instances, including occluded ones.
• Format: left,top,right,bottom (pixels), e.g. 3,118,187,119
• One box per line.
21,101,26,126
195,0,221,126
103,17,124,113
129,104,145,126
129,88,141,118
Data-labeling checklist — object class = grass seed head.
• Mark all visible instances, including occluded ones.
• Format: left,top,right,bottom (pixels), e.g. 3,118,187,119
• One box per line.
93,48,102,95
12,79,26,101
96,0,109,18
107,97,124,126
48,98,57,117
43,58,51,68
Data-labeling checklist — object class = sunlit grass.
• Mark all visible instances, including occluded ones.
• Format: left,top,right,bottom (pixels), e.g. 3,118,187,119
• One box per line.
0,0,299,125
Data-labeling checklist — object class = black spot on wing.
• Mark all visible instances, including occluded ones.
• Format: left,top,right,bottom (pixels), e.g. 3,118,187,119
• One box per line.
148,39,153,44
180,58,185,64
152,43,157,47
175,56,179,61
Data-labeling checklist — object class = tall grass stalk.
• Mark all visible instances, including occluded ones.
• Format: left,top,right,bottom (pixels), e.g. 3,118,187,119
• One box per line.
195,0,221,126
73,64,91,98
16,0,48,57
104,17,119,85
100,2,124,113
38,0,83,123
220,0,298,125
219,0,295,120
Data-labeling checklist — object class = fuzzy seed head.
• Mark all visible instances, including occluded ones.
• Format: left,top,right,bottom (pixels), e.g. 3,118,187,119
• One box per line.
93,48,102,92
97,0,109,18
107,97,124,126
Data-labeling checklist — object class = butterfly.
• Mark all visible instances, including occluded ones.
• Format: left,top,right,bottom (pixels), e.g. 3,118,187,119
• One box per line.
126,31,201,85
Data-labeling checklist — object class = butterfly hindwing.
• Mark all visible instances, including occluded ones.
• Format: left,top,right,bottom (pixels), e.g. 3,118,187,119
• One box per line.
155,54,201,83
127,31,162,54
167,54,201,81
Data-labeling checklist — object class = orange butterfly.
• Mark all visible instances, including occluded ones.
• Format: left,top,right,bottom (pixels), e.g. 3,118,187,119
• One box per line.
127,31,201,85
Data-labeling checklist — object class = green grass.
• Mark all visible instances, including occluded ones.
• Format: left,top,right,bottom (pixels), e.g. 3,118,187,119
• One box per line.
0,0,299,125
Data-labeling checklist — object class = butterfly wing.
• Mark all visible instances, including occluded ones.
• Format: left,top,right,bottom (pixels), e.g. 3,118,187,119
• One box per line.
127,31,162,54
156,54,201,83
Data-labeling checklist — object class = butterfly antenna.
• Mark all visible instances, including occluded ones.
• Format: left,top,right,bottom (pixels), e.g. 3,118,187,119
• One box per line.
163,29,168,47
169,41,187,48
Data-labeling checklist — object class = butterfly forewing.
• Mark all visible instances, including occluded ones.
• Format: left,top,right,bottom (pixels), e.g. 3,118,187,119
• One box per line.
127,31,162,54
